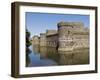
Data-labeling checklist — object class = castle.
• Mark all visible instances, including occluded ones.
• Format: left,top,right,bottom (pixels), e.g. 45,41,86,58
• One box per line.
32,22,89,51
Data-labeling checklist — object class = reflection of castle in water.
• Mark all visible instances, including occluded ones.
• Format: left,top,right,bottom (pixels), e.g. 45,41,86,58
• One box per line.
31,22,89,65
30,46,89,65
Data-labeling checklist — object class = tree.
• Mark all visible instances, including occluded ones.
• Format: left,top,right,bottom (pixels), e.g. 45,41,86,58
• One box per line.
26,29,31,53
26,29,31,47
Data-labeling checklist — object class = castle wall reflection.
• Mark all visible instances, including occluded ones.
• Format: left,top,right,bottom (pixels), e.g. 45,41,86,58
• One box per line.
26,45,89,67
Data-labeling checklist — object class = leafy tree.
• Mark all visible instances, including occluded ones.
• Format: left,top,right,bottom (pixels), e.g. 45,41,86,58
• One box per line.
26,29,31,47
26,29,31,53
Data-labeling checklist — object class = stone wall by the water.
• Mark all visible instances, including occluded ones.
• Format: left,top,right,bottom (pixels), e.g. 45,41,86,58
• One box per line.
57,22,89,51
40,33,47,46
32,21,89,51
46,30,58,47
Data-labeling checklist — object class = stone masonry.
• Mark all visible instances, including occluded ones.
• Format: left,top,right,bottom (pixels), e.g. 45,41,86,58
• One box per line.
40,33,47,46
57,22,89,51
46,30,58,47
32,21,89,51
32,35,40,46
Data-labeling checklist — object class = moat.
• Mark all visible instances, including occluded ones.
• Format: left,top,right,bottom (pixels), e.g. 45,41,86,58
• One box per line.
26,45,89,67
26,22,89,67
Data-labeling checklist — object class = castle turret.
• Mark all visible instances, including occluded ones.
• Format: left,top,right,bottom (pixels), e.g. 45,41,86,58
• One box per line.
57,22,89,51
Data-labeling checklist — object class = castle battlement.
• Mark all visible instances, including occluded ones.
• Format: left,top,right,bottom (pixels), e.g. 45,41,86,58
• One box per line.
40,33,46,36
57,22,84,27
69,30,89,35
57,22,89,51
46,30,57,36
32,21,89,51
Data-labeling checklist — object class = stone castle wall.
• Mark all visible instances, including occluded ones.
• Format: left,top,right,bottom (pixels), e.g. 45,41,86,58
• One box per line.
40,33,47,46
46,30,58,47
57,22,89,51
32,36,40,46
32,21,89,51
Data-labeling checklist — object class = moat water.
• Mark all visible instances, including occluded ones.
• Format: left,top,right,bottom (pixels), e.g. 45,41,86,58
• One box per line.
26,45,89,67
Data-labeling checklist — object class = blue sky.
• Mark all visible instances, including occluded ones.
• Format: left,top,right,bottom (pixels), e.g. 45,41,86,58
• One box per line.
26,12,89,38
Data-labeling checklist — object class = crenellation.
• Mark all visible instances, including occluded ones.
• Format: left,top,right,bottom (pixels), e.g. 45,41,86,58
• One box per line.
57,22,84,28
46,30,57,36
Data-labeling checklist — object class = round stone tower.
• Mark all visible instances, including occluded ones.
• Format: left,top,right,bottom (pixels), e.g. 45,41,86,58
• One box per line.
57,22,88,51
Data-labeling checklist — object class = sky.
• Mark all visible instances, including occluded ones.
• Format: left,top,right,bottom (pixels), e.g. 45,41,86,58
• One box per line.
25,12,89,38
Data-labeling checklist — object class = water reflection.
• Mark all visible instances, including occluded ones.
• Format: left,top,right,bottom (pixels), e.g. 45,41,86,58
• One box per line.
26,48,32,67
47,47,60,62
40,47,47,59
58,49,89,65
26,45,89,67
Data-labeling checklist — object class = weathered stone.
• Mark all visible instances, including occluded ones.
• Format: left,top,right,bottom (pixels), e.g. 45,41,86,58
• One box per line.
32,35,40,46
32,21,89,52
46,30,58,47
40,33,47,46
46,30,57,36
57,22,84,28
57,22,89,51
